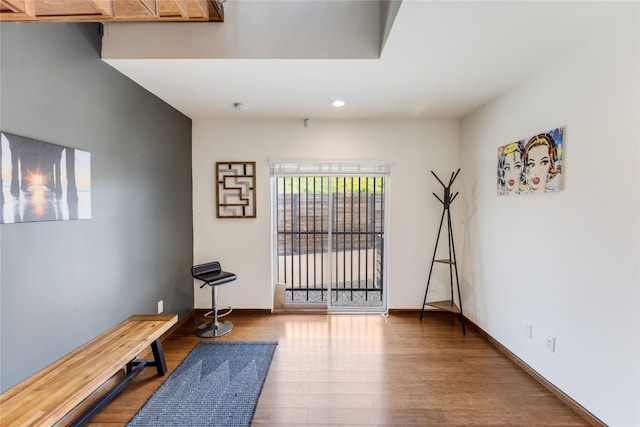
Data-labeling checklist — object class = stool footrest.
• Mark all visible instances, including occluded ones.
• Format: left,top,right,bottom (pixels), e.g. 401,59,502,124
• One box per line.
204,306,233,319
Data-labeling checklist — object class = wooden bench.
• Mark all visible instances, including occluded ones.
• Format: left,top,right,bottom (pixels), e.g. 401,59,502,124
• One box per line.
0,314,178,426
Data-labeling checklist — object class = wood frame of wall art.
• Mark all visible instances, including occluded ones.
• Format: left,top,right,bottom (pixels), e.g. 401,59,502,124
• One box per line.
216,161,256,218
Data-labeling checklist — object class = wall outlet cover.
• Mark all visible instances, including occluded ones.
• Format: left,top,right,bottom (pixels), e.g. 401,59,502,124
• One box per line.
545,336,556,352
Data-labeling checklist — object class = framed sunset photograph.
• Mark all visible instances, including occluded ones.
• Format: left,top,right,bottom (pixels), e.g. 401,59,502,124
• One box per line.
1,131,91,223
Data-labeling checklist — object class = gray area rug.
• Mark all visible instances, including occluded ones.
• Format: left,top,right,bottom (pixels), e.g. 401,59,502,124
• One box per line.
127,341,277,427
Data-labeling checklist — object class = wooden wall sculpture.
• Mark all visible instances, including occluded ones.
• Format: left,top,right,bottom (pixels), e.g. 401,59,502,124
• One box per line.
216,161,256,218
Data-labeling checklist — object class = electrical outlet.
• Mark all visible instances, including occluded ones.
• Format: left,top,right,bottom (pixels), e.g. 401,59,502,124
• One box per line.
545,335,556,352
523,323,532,339
157,300,164,314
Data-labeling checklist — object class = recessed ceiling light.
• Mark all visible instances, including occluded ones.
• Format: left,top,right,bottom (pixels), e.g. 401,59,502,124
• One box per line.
332,100,345,107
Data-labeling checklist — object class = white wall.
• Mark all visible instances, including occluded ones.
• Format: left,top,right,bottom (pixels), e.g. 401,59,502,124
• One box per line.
192,119,459,311
459,8,639,426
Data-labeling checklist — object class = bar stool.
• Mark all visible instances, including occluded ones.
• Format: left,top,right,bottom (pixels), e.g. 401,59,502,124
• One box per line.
191,261,237,338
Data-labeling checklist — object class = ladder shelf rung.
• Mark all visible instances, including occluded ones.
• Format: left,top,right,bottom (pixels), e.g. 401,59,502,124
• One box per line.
434,259,455,264
424,299,460,313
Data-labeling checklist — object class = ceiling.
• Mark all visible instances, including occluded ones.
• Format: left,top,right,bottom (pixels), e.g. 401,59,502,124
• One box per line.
101,1,625,121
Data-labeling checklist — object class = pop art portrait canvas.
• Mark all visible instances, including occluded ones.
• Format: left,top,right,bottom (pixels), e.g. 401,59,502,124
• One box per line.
497,127,563,195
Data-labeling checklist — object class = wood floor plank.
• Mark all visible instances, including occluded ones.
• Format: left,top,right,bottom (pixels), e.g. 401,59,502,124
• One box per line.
88,311,591,426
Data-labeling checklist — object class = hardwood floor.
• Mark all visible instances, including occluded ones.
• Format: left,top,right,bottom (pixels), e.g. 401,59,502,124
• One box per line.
88,311,591,426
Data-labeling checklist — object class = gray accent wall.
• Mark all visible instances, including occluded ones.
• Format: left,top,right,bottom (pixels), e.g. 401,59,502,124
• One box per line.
0,23,194,392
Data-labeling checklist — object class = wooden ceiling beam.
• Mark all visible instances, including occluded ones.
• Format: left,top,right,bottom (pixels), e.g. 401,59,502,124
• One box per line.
114,0,157,19
0,0,223,21
87,0,114,17
192,0,211,19
170,0,189,18
1,0,36,16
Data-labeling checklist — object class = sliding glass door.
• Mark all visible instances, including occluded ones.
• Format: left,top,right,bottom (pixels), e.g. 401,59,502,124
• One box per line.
273,170,388,312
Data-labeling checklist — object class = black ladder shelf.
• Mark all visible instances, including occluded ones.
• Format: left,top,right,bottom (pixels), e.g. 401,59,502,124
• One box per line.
420,169,465,334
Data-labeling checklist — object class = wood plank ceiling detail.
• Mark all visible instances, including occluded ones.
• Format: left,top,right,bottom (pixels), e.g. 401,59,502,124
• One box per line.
0,0,224,22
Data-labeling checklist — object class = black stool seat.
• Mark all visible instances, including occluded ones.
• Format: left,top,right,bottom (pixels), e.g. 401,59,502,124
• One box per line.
192,261,237,286
191,261,236,338
193,270,236,286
